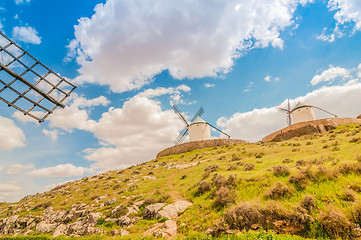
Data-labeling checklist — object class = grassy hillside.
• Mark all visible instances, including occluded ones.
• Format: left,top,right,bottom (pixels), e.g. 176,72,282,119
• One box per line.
2,124,361,239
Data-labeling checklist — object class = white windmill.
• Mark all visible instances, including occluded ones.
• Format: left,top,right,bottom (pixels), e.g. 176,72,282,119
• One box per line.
277,100,337,125
172,104,230,145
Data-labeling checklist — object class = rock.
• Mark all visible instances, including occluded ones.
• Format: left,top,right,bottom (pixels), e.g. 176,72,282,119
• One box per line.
134,200,144,206
35,221,58,233
143,203,165,219
127,205,139,215
111,205,127,218
43,207,66,223
84,212,101,225
357,114,361,119
156,201,192,219
110,229,129,236
143,220,177,239
117,216,131,226
52,224,68,237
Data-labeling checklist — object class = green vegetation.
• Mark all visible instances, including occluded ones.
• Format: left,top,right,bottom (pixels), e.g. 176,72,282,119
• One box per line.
2,124,361,239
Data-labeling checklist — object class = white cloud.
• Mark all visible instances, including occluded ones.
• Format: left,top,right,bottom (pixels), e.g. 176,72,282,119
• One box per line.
319,0,361,41
69,0,311,92
14,0,31,4
0,116,26,150
311,66,350,85
27,164,91,178
12,26,41,44
264,75,271,82
6,163,34,175
204,83,215,88
42,129,63,141
0,181,23,202
219,76,361,142
46,86,188,171
244,82,254,92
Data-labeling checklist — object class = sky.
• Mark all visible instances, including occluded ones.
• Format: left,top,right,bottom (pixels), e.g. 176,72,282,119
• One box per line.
0,0,361,202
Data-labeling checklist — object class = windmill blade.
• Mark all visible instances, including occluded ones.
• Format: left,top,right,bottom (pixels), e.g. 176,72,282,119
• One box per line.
208,123,230,139
174,128,189,145
276,107,291,113
190,107,204,122
311,106,338,118
172,104,189,126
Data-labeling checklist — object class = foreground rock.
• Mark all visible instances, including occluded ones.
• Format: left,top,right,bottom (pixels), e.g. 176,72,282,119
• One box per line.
144,201,192,220
143,220,177,239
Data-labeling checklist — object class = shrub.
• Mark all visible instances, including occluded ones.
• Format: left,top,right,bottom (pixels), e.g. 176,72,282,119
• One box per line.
272,165,290,177
295,159,306,166
340,189,357,202
264,182,294,199
226,174,237,187
306,141,313,145
212,174,227,188
255,152,264,158
196,181,211,195
282,158,293,163
227,164,237,171
289,172,309,190
356,155,361,162
203,165,218,179
350,138,361,143
243,163,255,171
299,195,315,212
224,202,261,230
158,193,171,203
231,154,241,161
319,206,351,239
213,186,236,208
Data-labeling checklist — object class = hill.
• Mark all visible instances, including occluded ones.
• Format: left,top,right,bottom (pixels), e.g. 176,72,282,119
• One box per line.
1,123,361,239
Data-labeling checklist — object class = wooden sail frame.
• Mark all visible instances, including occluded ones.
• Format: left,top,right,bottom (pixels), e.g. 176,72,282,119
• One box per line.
0,31,76,122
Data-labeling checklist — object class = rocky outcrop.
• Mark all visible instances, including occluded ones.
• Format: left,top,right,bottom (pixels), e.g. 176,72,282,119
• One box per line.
156,201,193,219
156,139,247,158
262,118,361,142
143,201,192,220
143,220,177,239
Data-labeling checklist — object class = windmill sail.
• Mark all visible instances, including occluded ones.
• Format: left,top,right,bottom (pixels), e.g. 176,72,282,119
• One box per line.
0,31,76,122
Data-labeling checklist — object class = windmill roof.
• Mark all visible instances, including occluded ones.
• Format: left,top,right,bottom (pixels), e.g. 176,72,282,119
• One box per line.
190,116,207,125
292,102,312,112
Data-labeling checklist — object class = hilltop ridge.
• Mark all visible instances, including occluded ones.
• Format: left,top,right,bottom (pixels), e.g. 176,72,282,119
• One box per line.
1,123,361,239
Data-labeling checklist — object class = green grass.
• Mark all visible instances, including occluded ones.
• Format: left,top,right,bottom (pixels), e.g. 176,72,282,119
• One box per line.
2,124,361,239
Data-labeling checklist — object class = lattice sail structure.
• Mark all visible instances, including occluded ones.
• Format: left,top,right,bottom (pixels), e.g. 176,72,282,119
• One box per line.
0,31,76,122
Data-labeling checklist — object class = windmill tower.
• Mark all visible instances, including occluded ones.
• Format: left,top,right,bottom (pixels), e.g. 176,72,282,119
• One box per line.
277,99,337,125
0,31,76,122
172,104,230,145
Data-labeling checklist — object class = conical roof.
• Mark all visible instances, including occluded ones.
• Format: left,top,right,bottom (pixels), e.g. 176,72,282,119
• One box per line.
292,102,312,112
190,116,207,125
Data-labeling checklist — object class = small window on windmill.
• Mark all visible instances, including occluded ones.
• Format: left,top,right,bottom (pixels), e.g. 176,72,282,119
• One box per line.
0,31,76,122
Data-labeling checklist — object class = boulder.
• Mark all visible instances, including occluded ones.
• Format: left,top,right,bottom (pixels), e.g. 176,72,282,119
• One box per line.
156,201,192,219
84,212,101,225
52,224,68,237
127,205,139,215
35,221,58,233
143,203,165,219
143,220,177,239
117,216,131,226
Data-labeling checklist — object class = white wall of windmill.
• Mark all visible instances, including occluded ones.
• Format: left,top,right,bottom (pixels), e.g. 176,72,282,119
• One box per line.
291,107,316,124
188,122,211,142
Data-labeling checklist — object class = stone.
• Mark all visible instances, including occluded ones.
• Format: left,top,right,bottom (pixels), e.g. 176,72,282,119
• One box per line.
143,220,177,239
35,221,58,233
84,212,101,225
52,224,68,237
156,201,192,219
117,216,131,226
143,203,165,219
127,205,139,215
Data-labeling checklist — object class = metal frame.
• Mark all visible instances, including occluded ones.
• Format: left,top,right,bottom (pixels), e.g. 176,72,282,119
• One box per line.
0,31,76,122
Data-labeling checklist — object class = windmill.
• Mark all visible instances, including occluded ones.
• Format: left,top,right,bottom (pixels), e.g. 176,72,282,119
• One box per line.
277,99,337,125
172,104,230,145
276,99,292,126
0,31,76,122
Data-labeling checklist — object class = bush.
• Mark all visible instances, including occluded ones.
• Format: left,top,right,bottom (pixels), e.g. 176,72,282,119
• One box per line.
227,164,237,171
272,165,290,177
224,202,261,230
213,186,236,208
289,172,309,190
282,158,293,163
299,195,315,212
319,206,351,239
295,159,306,166
196,181,211,195
264,182,294,199
231,154,241,161
212,174,227,188
243,163,255,171
340,189,357,202
203,165,218,179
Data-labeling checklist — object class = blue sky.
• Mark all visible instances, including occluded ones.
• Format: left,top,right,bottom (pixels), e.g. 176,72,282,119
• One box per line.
1,0,361,202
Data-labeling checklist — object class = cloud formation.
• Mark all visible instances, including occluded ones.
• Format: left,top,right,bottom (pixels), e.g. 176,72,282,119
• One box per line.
14,0,31,4
68,0,312,92
311,66,350,85
0,116,25,150
318,0,361,42
6,163,34,175
12,26,41,44
27,164,91,178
